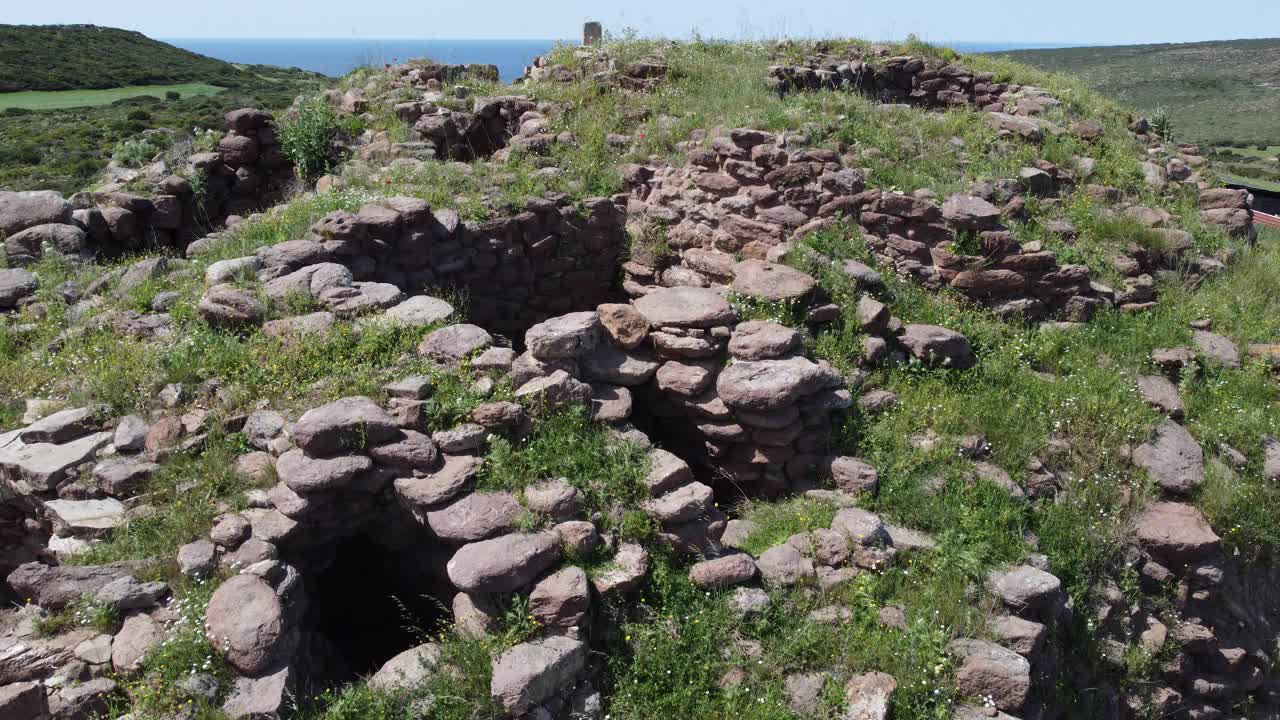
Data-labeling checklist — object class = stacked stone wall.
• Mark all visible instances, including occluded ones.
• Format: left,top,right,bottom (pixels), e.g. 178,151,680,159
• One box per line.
1,108,293,266
621,127,1106,321
236,194,625,338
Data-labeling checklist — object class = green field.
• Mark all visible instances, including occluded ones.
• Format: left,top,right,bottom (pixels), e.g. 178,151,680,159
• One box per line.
989,39,1280,148
0,82,225,110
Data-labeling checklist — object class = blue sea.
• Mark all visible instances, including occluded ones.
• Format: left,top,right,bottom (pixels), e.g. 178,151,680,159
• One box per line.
163,38,568,82
163,39,1082,83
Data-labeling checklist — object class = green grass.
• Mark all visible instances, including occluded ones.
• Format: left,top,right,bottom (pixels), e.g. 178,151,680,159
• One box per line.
0,82,225,110
990,39,1280,148
481,407,652,522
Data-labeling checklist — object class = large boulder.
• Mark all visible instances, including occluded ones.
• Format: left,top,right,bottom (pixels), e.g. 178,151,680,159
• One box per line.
198,287,266,329
592,542,650,595
375,295,455,328
290,396,399,457
446,531,561,593
843,671,897,720
111,611,161,671
0,681,47,719
490,636,587,714
528,566,591,628
987,565,1064,614
689,553,758,589
0,190,71,236
417,324,493,363
0,429,112,492
5,561,140,610
4,223,85,266
275,450,371,494
525,312,602,359
426,492,524,542
204,574,292,674
728,320,802,361
950,638,1031,712
942,195,1001,230
20,406,101,444
898,325,975,369
368,642,440,691
756,544,815,588
0,269,38,309
1134,502,1220,562
596,303,648,348
717,356,825,412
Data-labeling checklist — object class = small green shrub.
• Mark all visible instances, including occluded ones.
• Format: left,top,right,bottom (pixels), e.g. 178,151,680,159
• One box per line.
112,137,163,168
165,90,181,100
1150,106,1174,143
278,96,349,181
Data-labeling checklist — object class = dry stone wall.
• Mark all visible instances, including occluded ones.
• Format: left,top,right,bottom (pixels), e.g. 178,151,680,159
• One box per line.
333,62,560,162
211,193,626,338
1,108,293,269
621,127,1108,321
764,51,1062,117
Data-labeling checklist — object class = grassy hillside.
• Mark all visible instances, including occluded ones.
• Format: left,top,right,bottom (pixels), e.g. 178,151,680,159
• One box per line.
0,82,226,111
0,24,243,92
991,38,1280,147
0,27,326,194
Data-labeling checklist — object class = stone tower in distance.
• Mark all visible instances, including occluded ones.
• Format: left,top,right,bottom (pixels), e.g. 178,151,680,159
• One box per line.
583,21,602,45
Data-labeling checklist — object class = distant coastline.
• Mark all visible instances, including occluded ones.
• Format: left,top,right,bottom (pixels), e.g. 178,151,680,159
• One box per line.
163,38,566,82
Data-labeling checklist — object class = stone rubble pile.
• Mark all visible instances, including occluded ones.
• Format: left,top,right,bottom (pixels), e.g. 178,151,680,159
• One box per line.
0,401,229,716
621,127,1109,321
197,193,624,337
332,61,580,163
763,52,1062,119
521,47,670,91
1,108,293,271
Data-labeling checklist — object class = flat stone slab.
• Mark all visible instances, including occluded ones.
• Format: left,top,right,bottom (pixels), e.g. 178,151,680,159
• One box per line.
1132,419,1203,494
1136,375,1184,421
367,295,455,328
44,498,126,538
1134,501,1220,562
1192,330,1240,369
632,286,737,328
730,259,817,302
0,430,112,492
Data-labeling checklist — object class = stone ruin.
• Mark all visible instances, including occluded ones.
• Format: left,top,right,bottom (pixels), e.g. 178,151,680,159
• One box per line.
620,126,1111,321
764,50,1062,118
332,62,552,163
195,192,625,340
0,43,1274,720
1,108,293,269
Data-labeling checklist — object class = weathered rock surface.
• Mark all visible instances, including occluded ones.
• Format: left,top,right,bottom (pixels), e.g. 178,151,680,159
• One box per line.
446,531,561,593
950,638,1031,712
1132,420,1203,494
490,636,587,714
204,575,291,674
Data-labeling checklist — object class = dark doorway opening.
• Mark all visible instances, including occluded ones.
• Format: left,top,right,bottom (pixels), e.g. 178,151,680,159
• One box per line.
304,534,451,682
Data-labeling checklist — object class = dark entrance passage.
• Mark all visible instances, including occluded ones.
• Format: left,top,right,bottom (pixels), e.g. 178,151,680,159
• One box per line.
303,534,451,682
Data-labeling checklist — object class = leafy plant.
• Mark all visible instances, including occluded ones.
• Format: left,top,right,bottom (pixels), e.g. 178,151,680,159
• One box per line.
111,137,163,168
278,96,350,182
1150,106,1174,143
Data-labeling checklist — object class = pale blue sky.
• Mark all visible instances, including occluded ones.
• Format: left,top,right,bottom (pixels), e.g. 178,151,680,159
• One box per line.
6,0,1279,44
